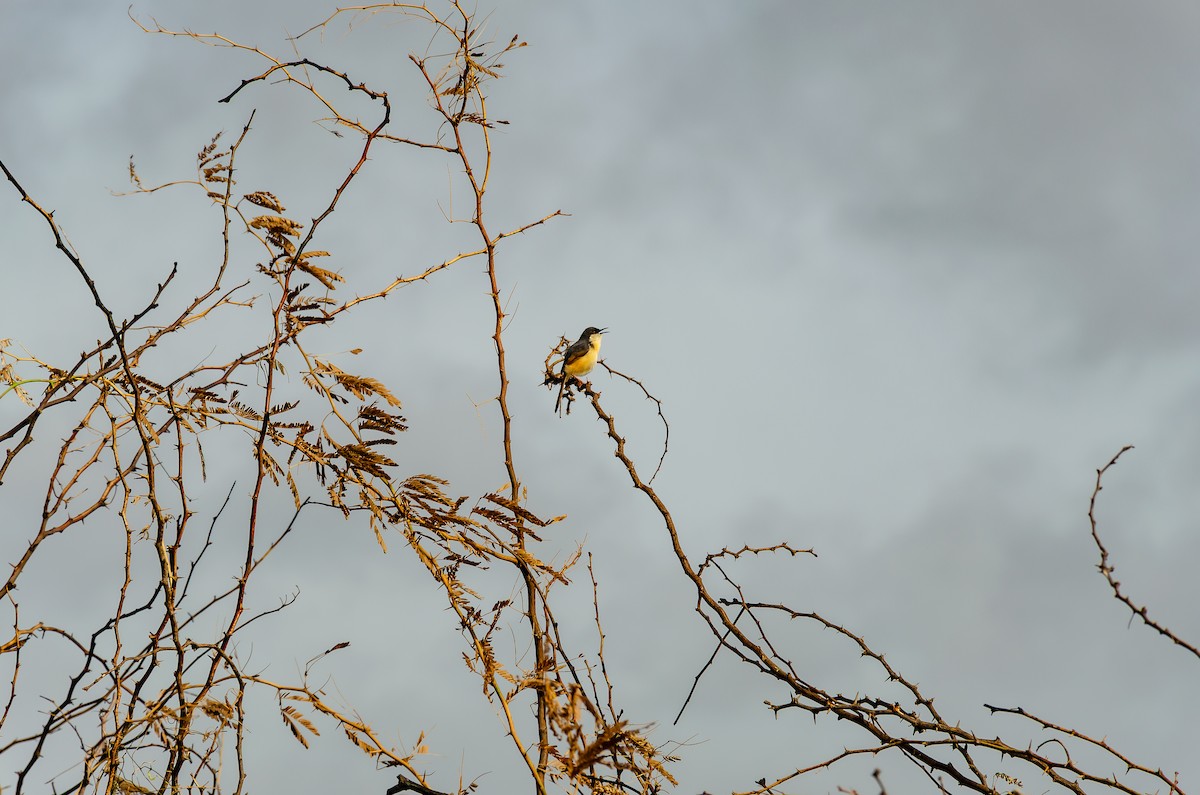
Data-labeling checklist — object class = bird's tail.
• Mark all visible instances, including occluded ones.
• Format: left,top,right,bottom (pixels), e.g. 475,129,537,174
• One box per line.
554,371,567,415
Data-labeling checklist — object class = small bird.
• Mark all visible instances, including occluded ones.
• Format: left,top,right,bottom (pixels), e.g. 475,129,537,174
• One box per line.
555,326,606,414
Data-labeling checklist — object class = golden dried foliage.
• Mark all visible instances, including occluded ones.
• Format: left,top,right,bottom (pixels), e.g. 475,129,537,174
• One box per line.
281,704,321,748
244,190,286,212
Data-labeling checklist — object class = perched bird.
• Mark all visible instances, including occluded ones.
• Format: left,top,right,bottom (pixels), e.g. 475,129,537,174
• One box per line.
555,326,606,414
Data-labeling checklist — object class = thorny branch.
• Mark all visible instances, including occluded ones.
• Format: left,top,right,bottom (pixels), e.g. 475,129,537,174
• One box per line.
557,370,1187,795
1086,445,1200,660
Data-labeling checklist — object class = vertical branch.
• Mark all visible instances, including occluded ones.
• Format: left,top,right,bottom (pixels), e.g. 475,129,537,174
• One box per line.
412,4,554,787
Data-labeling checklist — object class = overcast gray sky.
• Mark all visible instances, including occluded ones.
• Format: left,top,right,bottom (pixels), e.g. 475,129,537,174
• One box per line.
3,2,1200,793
